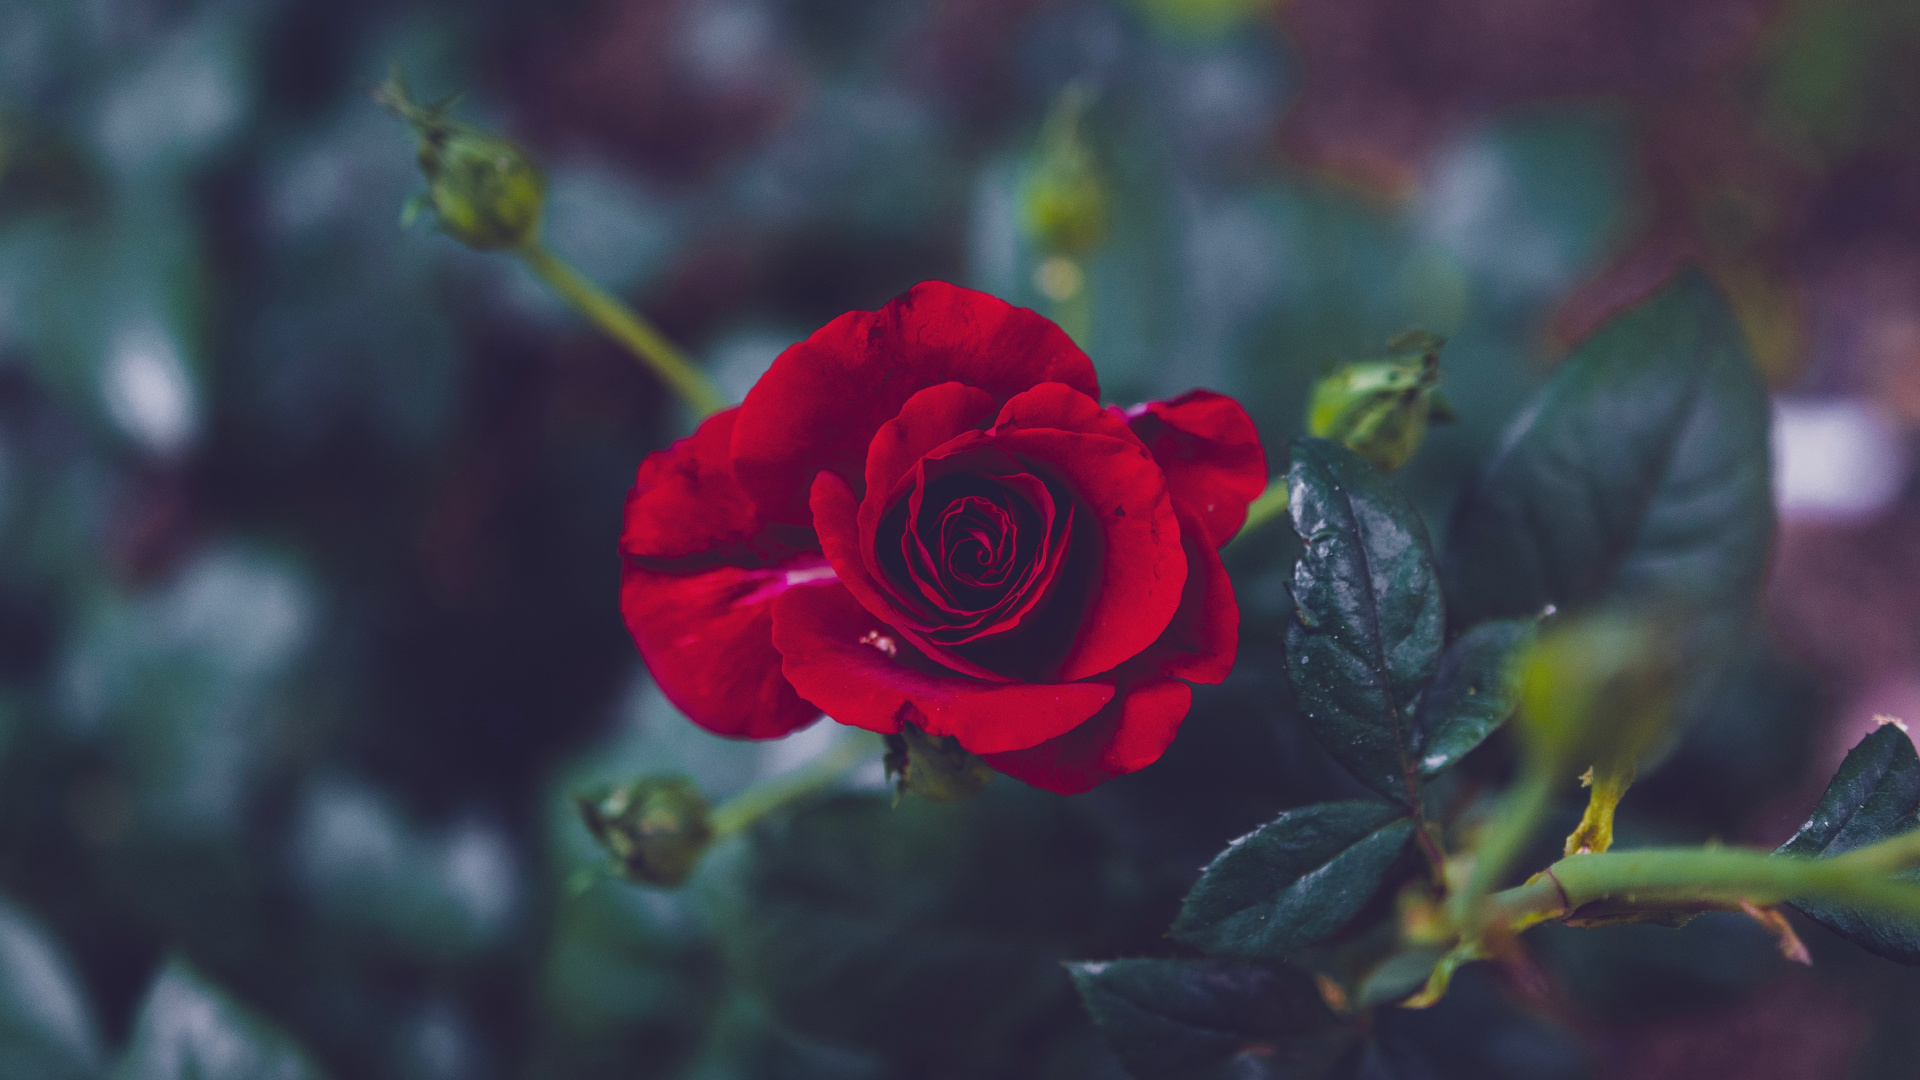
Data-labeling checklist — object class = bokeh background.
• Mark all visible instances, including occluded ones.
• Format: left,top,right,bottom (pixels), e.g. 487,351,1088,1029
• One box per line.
1,0,1918,1077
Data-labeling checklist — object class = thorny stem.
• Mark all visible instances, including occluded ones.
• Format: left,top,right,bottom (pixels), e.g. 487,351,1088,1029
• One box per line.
518,243,731,419
708,729,879,839
1482,831,1920,933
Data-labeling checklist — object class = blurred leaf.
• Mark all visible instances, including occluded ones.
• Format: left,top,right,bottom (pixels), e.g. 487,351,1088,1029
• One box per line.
678,993,888,1080
1415,618,1535,776
1353,947,1445,1010
1285,438,1445,803
1776,725,1920,964
709,787,1146,1076
292,776,520,962
117,958,328,1080
1369,966,1594,1079
1443,270,1773,628
1067,958,1353,1080
0,894,101,1080
1171,801,1413,961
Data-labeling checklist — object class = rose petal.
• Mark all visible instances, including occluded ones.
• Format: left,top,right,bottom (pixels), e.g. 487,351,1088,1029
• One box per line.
1146,501,1240,685
622,406,812,566
981,677,1193,795
620,555,835,739
622,408,759,561
861,382,997,518
989,426,1187,682
894,454,1071,646
995,381,1143,445
1119,390,1269,548
771,581,1114,754
813,468,998,673
733,282,1100,525
821,463,1070,682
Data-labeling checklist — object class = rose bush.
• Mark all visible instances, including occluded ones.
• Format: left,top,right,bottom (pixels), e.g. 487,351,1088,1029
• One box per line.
619,282,1267,793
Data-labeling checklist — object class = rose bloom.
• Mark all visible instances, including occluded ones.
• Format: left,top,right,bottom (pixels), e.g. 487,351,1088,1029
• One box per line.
619,283,1267,794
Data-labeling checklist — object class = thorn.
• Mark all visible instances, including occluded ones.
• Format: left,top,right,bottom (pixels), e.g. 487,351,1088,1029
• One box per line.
1739,900,1812,965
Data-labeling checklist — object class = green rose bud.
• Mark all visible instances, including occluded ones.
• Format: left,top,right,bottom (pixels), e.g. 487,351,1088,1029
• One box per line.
378,72,543,251
574,776,714,887
1307,331,1453,472
884,723,992,803
1020,84,1109,260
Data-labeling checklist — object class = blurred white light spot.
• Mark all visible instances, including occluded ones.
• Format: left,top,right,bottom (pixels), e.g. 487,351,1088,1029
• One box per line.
164,551,310,675
1421,136,1565,296
401,997,485,1080
679,0,776,86
0,900,101,1073
104,324,199,457
1772,396,1908,521
95,26,244,171
439,820,519,940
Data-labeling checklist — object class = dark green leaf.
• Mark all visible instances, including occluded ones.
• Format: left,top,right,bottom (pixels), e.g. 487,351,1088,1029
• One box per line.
1285,438,1446,803
116,958,329,1080
1415,618,1536,776
1443,269,1773,627
1068,958,1353,1080
1776,724,1920,964
0,896,101,1080
1172,801,1414,961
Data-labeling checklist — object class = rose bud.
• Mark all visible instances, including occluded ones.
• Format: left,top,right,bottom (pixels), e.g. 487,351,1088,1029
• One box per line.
378,74,544,251
575,777,713,887
1307,330,1452,472
618,282,1268,794
1020,84,1109,260
884,723,994,803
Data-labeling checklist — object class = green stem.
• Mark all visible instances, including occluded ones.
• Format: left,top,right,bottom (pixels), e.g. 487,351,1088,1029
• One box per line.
518,243,731,418
709,730,878,839
1452,767,1556,929
1485,836,1920,930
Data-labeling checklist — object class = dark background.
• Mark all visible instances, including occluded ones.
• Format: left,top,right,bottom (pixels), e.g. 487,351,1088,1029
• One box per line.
1,0,1918,1077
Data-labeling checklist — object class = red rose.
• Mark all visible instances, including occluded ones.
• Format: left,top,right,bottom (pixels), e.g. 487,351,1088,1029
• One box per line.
619,282,1267,794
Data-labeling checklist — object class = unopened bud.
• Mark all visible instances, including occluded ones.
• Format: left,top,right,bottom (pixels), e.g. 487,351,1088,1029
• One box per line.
575,776,713,887
1307,331,1451,472
377,72,543,251
884,723,992,803
1020,84,1109,259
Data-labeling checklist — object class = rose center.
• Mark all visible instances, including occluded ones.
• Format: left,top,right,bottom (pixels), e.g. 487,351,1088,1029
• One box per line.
938,494,1018,590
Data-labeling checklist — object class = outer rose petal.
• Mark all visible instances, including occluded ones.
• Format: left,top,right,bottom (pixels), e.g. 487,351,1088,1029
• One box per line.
771,581,1113,754
1120,390,1269,548
1147,502,1240,685
733,282,1101,525
621,556,835,739
623,408,766,562
981,677,1193,795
